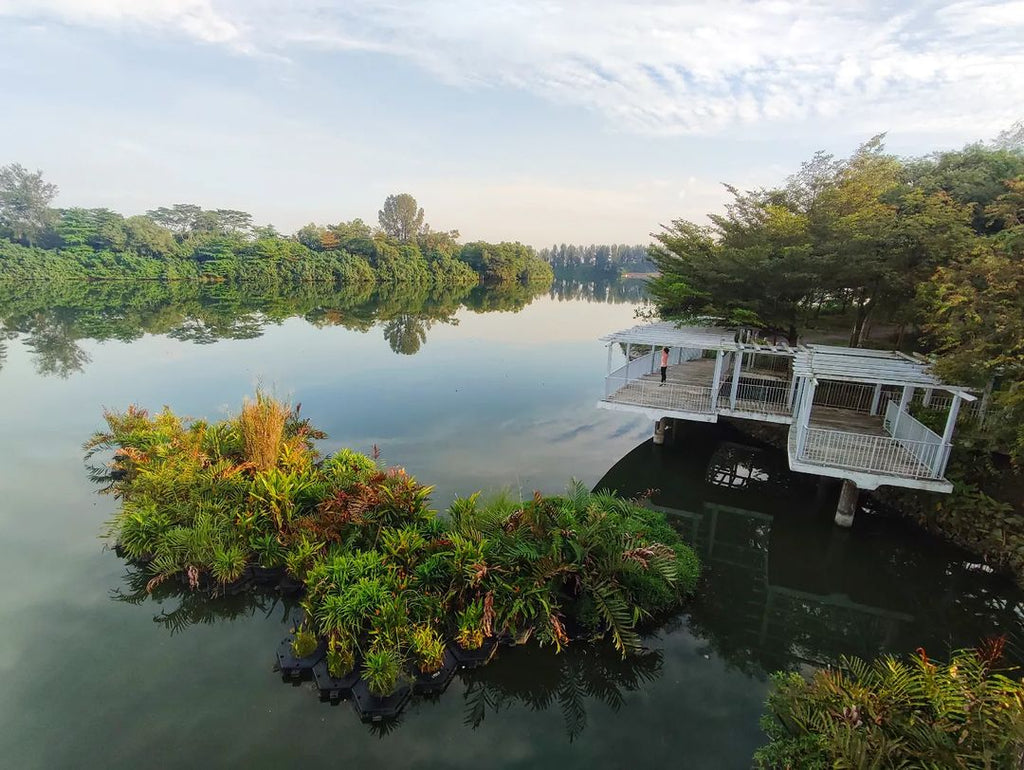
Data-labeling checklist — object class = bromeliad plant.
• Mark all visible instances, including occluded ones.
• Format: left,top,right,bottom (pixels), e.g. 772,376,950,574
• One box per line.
90,393,701,697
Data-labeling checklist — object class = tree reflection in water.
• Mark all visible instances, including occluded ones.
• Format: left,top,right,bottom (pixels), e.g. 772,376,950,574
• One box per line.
594,422,1024,676
460,644,662,742
110,562,299,636
0,275,628,375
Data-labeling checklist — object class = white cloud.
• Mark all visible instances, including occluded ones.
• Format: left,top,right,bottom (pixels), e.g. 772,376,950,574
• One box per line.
1,1,1022,137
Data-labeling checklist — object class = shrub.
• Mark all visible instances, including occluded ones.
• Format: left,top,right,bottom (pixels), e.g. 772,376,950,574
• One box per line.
239,391,290,472
363,647,401,697
755,645,1024,769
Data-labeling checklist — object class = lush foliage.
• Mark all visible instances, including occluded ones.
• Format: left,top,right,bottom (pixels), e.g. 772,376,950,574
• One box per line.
0,168,553,296
539,243,656,277
88,394,700,694
458,240,554,285
755,644,1024,769
647,133,1024,583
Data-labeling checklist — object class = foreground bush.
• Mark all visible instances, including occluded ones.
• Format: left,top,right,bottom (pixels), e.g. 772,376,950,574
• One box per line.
87,394,700,690
755,643,1024,769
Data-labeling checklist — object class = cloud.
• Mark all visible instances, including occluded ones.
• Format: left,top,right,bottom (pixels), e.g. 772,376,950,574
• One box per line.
0,0,246,48
2,1,1022,136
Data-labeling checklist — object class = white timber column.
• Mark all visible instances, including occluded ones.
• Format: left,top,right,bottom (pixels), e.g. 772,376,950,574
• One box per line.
624,343,632,383
892,385,914,433
710,349,725,409
606,343,613,375
729,349,743,409
869,383,883,415
650,346,658,374
934,392,962,477
834,479,858,527
786,366,798,410
796,377,817,457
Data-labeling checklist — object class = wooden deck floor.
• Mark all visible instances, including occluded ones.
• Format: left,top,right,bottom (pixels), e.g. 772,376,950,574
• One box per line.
799,407,934,479
603,359,792,416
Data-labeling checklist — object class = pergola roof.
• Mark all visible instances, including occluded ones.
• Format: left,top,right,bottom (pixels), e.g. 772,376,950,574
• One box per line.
599,322,791,353
600,323,974,396
795,346,974,397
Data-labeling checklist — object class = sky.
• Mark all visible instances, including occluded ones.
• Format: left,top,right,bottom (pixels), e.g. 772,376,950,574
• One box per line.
0,1,1022,247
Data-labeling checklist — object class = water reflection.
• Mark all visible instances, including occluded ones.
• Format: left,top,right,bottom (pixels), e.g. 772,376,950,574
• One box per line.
111,562,299,636
460,644,662,742
549,275,649,305
0,277,635,376
595,422,1024,674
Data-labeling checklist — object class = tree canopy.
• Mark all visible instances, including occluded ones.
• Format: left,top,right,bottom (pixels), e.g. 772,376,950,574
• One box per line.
377,193,425,242
0,163,58,246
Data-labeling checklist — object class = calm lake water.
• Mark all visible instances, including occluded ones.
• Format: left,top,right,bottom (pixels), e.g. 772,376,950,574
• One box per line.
1,280,1021,769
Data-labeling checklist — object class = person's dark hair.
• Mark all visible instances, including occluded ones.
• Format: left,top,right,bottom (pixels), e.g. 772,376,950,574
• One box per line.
663,347,669,352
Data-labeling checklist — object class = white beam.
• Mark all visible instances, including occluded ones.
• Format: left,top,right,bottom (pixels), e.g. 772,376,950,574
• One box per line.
869,383,882,415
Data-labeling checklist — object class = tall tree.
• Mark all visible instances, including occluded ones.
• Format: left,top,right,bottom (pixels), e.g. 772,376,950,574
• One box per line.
378,194,425,242
0,163,58,246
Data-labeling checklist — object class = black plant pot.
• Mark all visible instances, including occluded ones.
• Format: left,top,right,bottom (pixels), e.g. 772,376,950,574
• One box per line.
278,575,304,595
276,636,326,680
247,565,285,588
351,679,412,722
312,658,361,702
412,648,458,696
449,637,497,670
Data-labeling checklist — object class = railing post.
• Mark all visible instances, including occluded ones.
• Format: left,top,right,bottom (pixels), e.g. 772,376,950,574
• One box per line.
729,349,742,409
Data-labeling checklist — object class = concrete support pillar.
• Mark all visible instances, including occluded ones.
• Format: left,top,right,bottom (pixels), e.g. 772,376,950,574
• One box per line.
653,417,668,445
834,479,858,527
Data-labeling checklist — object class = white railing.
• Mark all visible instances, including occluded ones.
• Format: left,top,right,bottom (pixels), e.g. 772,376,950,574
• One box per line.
883,400,948,475
721,379,794,416
813,381,889,413
603,376,714,413
608,350,657,383
795,426,946,480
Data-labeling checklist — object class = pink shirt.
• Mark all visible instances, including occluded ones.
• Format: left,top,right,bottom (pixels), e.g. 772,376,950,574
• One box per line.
661,350,669,367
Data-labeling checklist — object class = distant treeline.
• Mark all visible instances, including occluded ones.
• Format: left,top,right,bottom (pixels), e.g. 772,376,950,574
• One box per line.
0,173,553,290
538,243,656,276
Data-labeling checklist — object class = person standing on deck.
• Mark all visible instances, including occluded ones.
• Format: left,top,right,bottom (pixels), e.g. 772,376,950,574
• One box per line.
660,347,669,386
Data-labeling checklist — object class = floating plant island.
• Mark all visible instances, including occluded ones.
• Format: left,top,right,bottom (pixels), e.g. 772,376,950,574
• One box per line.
88,394,700,722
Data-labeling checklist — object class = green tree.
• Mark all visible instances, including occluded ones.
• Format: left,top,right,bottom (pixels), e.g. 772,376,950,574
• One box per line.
124,215,176,258
378,194,424,242
145,204,204,238
0,163,58,246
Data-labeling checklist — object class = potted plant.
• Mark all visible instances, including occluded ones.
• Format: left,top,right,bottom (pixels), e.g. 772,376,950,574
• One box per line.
351,646,412,721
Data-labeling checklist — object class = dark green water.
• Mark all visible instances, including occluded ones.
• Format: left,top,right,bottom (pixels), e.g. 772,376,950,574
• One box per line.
0,281,1021,769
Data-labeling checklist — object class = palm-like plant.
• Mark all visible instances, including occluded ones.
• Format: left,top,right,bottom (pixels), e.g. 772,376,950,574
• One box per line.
756,645,1024,769
363,647,401,697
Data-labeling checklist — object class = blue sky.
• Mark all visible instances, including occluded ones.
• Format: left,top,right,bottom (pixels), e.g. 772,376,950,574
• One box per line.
0,1,1022,246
